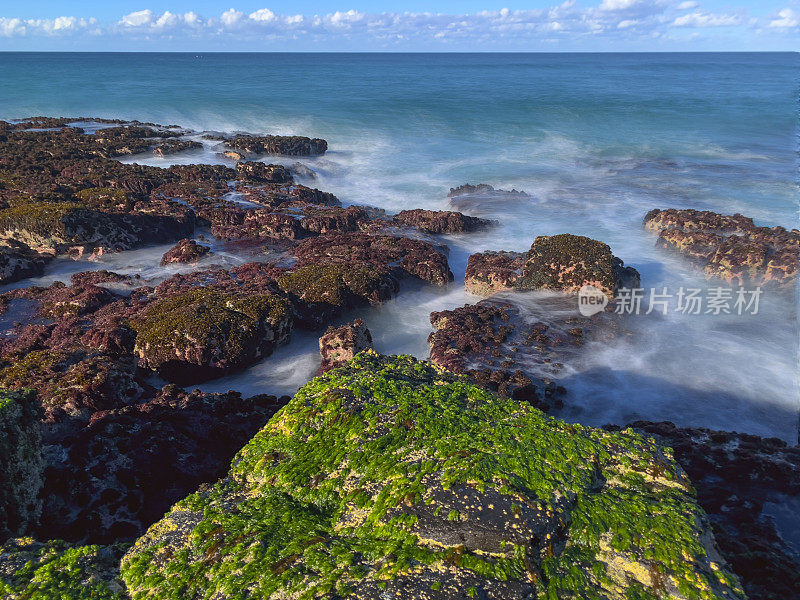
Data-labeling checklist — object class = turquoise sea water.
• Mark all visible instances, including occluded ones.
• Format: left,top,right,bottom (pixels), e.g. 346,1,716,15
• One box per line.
0,52,798,440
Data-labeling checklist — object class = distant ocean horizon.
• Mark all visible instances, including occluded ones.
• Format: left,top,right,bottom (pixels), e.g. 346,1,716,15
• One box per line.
1,50,797,440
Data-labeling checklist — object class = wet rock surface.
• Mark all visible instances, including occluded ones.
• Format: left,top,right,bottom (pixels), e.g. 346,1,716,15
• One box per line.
392,208,494,233
224,134,328,157
466,234,640,297
644,208,799,289
619,421,800,600
121,353,744,600
428,294,621,413
159,238,210,265
318,318,373,373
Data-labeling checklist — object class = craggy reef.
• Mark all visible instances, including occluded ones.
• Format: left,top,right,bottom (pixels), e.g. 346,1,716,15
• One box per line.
0,118,797,599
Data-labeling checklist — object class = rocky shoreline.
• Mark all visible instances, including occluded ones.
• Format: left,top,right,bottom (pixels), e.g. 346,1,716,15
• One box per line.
0,117,797,599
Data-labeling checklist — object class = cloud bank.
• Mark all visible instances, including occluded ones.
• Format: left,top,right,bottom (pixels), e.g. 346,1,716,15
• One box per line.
0,2,797,50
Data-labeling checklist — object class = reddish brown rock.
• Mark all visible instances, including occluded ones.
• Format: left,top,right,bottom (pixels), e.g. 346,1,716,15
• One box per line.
160,239,211,265
0,242,50,285
210,210,302,241
299,206,370,234
392,209,494,234
39,386,287,544
318,319,373,373
645,208,799,289
464,251,525,295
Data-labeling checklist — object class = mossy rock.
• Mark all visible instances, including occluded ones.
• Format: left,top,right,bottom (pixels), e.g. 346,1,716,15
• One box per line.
131,288,293,384
0,389,43,542
277,264,396,328
121,352,745,600
517,234,639,298
0,538,127,600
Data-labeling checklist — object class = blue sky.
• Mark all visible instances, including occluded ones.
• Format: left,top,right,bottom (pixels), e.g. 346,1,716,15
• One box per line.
1,1,797,50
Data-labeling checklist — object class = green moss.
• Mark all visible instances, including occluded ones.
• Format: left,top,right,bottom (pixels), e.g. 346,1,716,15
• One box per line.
0,351,65,389
122,352,744,600
0,539,127,600
75,187,133,211
277,263,385,307
0,200,82,240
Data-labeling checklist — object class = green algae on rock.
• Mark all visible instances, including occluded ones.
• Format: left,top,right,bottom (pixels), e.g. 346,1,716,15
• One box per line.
131,288,293,385
0,538,127,600
121,352,745,600
0,389,44,542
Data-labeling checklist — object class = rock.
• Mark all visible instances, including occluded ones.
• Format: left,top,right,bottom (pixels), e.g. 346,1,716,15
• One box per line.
623,421,800,600
159,238,211,265
447,183,531,213
224,134,327,156
447,183,528,198
131,288,293,384
518,234,640,297
0,242,49,285
644,208,799,289
299,205,370,234
465,250,525,295
39,386,286,544
0,390,43,541
152,139,202,157
121,352,745,600
289,161,317,179
291,232,454,288
392,209,494,234
223,150,245,160
210,209,302,241
0,538,127,599
235,161,294,184
318,319,373,372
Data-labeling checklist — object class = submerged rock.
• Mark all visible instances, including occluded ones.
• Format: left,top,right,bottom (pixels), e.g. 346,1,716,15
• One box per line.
644,208,799,289
0,390,43,542
465,250,526,296
235,161,294,184
121,353,745,600
159,238,211,265
318,318,373,372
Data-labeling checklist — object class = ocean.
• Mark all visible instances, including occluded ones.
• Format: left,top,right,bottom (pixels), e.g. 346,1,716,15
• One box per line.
0,51,797,440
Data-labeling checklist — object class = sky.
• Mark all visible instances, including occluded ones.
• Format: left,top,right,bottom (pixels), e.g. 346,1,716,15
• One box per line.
0,1,797,51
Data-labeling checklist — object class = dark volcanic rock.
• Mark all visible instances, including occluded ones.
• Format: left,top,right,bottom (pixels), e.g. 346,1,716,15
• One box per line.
152,139,202,157
160,238,211,265
0,389,43,541
131,287,293,384
622,421,800,600
644,208,799,289
235,161,294,184
39,386,286,544
299,205,370,234
224,134,327,156
210,209,302,241
392,209,494,234
0,242,49,285
318,319,373,373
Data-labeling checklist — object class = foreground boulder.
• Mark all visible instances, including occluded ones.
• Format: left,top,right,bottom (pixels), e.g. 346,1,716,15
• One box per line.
644,208,799,289
0,538,127,599
0,243,49,285
318,318,373,372
131,288,293,384
122,352,744,600
467,234,640,297
0,390,43,541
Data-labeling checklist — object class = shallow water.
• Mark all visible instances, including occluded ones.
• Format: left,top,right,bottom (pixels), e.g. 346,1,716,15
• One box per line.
1,52,797,440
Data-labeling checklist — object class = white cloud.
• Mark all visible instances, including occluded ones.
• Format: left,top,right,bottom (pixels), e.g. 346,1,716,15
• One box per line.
120,9,154,27
599,0,640,12
249,8,276,23
221,8,244,26
677,1,699,9
154,11,179,29
769,8,798,28
672,11,742,27
0,17,25,36
285,14,303,25
617,19,638,28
